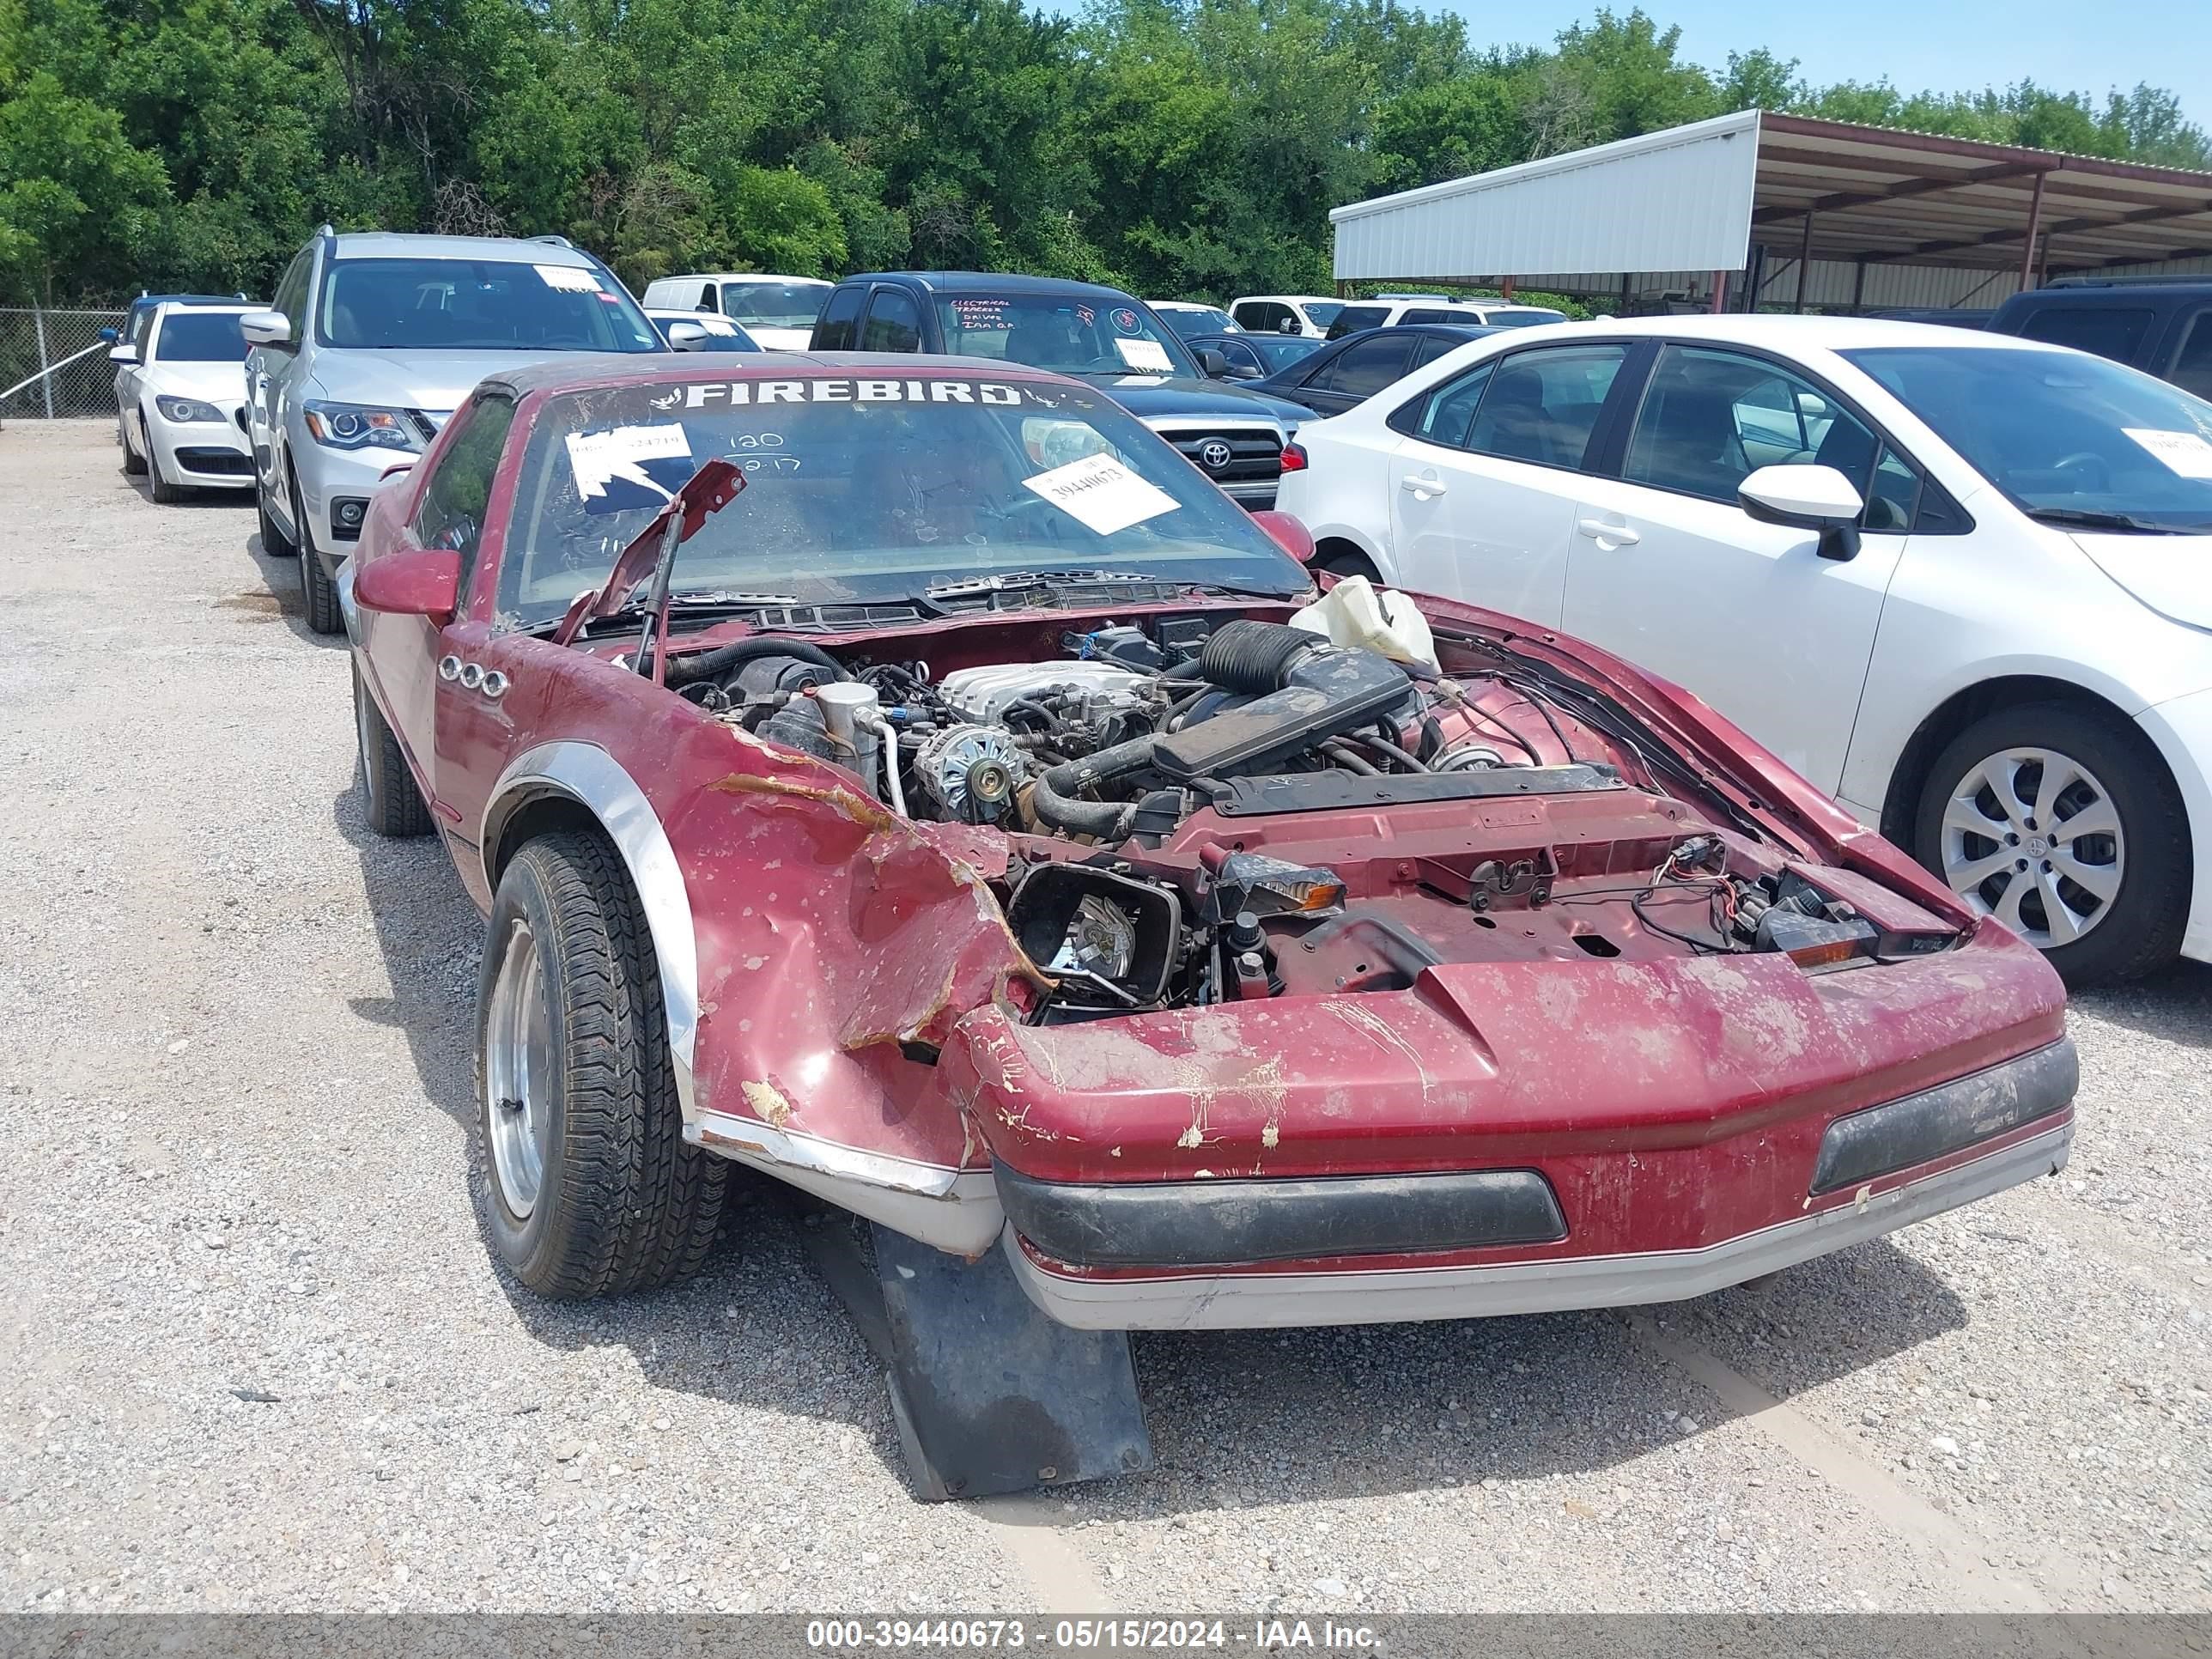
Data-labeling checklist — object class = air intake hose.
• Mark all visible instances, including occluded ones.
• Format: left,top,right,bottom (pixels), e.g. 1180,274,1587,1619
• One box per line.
1198,619,1316,693
656,635,850,690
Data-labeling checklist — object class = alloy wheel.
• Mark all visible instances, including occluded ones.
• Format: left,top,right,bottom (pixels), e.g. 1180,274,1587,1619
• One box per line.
1937,745,2124,950
483,917,556,1218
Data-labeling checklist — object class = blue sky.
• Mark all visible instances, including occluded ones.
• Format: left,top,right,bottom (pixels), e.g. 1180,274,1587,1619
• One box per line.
1468,0,2211,131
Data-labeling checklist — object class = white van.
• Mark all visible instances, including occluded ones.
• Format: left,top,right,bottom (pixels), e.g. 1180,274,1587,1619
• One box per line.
637,273,834,350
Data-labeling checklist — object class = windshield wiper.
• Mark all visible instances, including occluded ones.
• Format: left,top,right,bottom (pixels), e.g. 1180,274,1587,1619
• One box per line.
2026,507,2197,534
921,570,1298,611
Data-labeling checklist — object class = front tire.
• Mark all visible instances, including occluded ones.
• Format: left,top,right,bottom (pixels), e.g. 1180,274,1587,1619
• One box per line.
476,832,727,1299
293,475,343,634
144,413,185,504
353,662,431,838
121,416,147,476
1914,702,2189,984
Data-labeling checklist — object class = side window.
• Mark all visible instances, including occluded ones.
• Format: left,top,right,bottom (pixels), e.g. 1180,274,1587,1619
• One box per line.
1221,340,1261,374
2167,311,2212,401
696,283,718,313
1404,361,1496,447
1310,334,1414,398
1624,345,1883,508
1237,301,1285,333
1411,331,1462,368
1401,308,1456,325
410,393,517,593
2018,306,2155,366
1865,445,1919,532
1464,344,1628,471
273,247,313,339
860,288,922,353
813,286,864,351
128,305,156,347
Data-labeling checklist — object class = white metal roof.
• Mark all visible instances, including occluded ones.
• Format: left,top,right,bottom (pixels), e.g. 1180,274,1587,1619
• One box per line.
1331,110,1762,283
1333,111,2212,295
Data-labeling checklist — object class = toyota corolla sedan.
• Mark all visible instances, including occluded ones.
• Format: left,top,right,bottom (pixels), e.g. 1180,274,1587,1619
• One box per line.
338,352,2073,1499
1279,316,2212,982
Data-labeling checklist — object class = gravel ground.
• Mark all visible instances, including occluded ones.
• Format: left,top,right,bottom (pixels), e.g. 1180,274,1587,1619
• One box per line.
2,419,2208,1616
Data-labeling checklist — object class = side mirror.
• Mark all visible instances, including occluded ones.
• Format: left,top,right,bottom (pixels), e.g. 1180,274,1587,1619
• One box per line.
663,320,712,351
1739,463,1864,562
1196,347,1229,379
239,310,292,349
1250,509,1316,565
1279,320,1300,335
355,545,462,624
1224,361,1262,380
108,343,137,364
1796,391,1829,419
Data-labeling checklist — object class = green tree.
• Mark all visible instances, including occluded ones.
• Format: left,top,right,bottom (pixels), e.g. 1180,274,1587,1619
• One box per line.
0,71,170,300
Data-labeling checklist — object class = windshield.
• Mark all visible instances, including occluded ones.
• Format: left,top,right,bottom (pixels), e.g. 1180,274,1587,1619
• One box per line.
1486,309,1568,328
1844,345,2212,531
932,295,1198,379
719,281,829,331
1159,307,1238,339
1327,306,1390,339
498,374,1310,627
319,258,660,353
154,312,247,362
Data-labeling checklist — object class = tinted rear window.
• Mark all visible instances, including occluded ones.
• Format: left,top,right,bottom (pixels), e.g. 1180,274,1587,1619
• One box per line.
2017,306,2157,366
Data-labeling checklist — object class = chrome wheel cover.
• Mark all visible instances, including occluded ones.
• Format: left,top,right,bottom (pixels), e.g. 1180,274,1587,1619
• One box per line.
483,917,556,1218
1938,744,2124,950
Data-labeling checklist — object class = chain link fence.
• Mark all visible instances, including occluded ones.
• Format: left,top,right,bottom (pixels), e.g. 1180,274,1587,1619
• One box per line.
0,307,130,420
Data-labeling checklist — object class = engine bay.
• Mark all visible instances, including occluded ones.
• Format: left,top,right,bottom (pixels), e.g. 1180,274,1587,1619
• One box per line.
670,607,1958,1020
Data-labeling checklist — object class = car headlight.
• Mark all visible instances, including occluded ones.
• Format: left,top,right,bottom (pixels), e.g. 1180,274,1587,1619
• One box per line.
303,400,418,451
155,396,224,424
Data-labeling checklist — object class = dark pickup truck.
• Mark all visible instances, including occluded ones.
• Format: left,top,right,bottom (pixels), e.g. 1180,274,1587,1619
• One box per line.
807,271,1311,509
1985,277,2212,399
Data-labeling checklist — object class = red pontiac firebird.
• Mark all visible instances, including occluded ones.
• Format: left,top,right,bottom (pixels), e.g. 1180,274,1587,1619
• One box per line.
341,352,2074,1499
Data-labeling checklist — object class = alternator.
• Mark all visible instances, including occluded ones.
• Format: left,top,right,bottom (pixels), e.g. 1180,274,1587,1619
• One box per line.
912,723,1026,823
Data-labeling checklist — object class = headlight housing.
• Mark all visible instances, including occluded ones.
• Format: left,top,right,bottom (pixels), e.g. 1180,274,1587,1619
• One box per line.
303,400,418,451
155,396,223,424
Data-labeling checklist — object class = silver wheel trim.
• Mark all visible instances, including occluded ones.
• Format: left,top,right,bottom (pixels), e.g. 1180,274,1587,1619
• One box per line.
484,918,556,1219
1938,744,2124,951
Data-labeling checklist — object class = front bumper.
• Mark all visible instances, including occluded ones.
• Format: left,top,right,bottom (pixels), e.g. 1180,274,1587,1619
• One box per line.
1005,1116,2072,1330
149,405,253,488
1222,480,1279,512
289,431,421,555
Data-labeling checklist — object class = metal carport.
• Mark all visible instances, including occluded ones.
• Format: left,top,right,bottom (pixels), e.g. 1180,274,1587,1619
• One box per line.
1330,109,2212,313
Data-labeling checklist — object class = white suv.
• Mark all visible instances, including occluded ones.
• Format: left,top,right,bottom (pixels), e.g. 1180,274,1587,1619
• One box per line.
637,273,832,349
242,230,665,633
1228,295,1349,338
1277,314,2212,982
1322,295,1568,337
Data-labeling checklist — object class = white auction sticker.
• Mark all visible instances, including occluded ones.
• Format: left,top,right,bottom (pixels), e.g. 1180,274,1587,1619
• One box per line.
566,422,691,503
2122,428,2212,479
536,264,602,293
1113,337,1175,374
1022,453,1180,535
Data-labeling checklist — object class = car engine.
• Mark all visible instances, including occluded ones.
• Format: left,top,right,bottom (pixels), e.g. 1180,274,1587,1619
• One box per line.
677,613,1950,1020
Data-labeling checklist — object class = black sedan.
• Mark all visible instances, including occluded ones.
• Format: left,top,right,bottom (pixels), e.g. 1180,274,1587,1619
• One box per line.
1187,331,1325,381
1253,323,1498,417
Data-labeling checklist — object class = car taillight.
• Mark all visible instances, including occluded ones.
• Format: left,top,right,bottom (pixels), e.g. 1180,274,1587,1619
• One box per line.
1279,442,1308,472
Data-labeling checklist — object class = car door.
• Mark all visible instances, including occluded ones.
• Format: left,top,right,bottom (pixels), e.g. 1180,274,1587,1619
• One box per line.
362,391,519,837
117,309,153,433
1281,332,1416,416
1559,343,1916,791
1383,342,1632,628
247,247,312,495
859,286,924,353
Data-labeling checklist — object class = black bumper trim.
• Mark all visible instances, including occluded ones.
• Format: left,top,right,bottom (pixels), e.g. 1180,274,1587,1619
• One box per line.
1811,1037,2077,1196
994,1164,1566,1269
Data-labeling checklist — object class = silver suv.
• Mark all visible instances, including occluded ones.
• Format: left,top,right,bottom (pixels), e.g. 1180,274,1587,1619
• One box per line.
242,229,665,632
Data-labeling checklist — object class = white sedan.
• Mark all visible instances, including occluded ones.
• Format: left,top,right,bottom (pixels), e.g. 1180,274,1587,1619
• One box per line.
112,303,255,501
1278,315,2212,982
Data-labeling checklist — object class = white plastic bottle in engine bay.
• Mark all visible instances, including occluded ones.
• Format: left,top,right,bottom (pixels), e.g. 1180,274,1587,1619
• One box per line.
1291,575,1437,670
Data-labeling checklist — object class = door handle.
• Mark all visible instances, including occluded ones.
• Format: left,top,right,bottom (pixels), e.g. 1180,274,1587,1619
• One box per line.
1400,473,1448,498
1577,518,1640,544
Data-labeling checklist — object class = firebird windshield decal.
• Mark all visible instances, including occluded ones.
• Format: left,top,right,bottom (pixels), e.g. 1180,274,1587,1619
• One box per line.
646,379,1048,411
